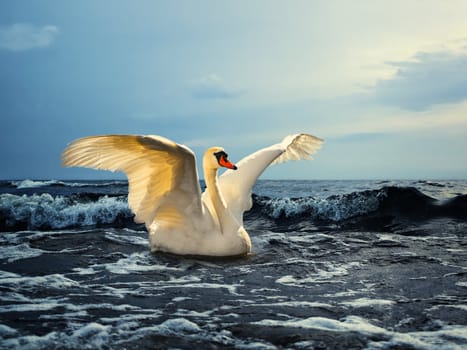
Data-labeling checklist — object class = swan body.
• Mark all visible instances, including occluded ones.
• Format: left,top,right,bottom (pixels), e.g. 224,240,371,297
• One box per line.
62,133,323,256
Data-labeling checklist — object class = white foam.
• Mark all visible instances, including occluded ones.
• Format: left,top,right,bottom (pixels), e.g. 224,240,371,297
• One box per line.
168,281,242,295
322,289,362,298
255,315,387,335
341,298,395,308
104,231,148,246
71,267,97,275
66,303,141,313
449,305,467,312
0,302,63,313
292,340,317,349
276,261,361,286
128,318,201,338
11,179,127,189
13,179,61,189
250,288,280,294
172,297,193,302
99,310,163,325
260,189,383,221
430,304,467,312
255,315,467,350
174,308,215,318
103,252,184,275
40,310,88,320
0,272,79,290
71,322,110,347
0,292,30,303
0,193,131,229
1,331,61,349
0,243,45,262
252,301,334,309
238,342,276,350
367,325,467,350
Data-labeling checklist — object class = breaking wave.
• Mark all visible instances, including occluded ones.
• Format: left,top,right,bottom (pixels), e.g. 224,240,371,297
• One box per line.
256,186,467,222
5,179,127,189
1,187,466,231
0,193,133,231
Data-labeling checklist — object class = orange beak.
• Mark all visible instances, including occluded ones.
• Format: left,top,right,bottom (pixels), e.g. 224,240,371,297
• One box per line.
219,156,238,170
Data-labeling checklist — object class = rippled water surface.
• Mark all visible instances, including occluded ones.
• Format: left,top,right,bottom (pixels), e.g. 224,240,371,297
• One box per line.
1,179,467,349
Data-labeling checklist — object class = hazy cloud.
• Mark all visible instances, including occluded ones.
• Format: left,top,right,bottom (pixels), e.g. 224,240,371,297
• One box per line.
370,50,467,110
190,74,243,99
0,23,59,51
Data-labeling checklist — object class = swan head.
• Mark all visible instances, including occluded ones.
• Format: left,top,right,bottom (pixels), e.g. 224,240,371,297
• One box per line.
204,147,237,171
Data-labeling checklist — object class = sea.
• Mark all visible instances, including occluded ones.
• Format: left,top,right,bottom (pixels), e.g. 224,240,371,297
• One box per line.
0,179,466,350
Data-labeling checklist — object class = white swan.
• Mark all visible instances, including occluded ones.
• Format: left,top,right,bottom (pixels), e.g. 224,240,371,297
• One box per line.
62,133,323,257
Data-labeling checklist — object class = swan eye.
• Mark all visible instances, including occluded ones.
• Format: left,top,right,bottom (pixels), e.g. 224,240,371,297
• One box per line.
214,151,228,162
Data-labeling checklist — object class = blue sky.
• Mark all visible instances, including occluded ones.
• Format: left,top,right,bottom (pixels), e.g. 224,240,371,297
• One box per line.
1,1,467,180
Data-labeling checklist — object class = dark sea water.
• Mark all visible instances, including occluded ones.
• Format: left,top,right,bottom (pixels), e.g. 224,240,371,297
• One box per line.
1,179,467,349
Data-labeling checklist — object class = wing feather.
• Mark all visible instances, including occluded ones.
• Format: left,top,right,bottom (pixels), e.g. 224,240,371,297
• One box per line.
218,133,323,221
62,135,202,226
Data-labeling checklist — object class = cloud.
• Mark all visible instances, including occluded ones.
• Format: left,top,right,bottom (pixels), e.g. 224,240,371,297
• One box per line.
190,74,243,99
0,23,59,51
370,50,467,110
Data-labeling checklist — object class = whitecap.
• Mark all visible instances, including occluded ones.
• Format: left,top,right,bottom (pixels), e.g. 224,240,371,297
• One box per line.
0,193,131,230
153,318,201,333
254,315,387,335
174,308,216,319
172,296,193,302
0,243,45,262
122,318,201,343
276,261,361,286
255,315,467,350
0,302,63,313
13,179,61,189
11,179,126,189
258,189,383,221
71,267,97,275
341,298,395,308
1,331,61,350
367,324,467,350
104,231,148,246
251,300,334,309
103,252,184,275
238,342,276,350
0,272,79,290
71,322,110,345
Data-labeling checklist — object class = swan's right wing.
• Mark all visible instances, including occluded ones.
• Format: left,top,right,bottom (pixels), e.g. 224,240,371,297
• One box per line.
62,135,203,227
218,134,323,221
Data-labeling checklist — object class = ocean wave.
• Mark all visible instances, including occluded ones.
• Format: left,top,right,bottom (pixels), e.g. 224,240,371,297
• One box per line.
11,180,64,189
255,186,467,222
1,187,466,232
0,193,133,231
8,179,127,189
257,189,383,221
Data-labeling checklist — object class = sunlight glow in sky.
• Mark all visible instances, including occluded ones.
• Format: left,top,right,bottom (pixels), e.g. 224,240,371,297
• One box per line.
1,1,467,179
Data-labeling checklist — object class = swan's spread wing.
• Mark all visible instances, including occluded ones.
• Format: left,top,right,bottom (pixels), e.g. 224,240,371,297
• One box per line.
62,135,202,226
218,134,323,220
270,134,324,165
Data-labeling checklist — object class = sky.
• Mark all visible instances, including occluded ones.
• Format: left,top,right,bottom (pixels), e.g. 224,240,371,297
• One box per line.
1,1,467,180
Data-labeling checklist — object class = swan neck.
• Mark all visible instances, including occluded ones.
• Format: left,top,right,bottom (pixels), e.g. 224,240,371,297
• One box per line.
204,167,228,228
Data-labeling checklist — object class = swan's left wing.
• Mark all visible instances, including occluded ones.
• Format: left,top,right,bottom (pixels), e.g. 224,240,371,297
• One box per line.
218,134,323,222
62,135,203,227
